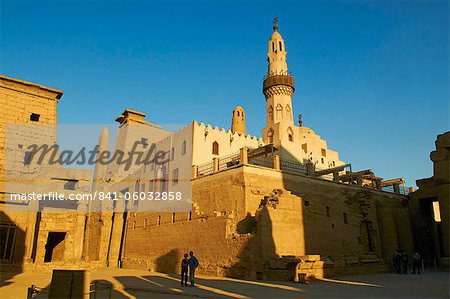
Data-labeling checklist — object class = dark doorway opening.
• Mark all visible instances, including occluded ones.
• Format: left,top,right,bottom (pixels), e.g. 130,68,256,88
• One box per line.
44,232,66,262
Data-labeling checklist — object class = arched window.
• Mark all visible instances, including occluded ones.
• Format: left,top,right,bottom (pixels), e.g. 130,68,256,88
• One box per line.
268,128,274,144
276,104,283,120
212,141,219,155
272,42,275,52
279,41,283,51
268,106,274,122
285,104,292,120
171,147,175,161
288,127,294,142
237,111,240,116
182,140,187,155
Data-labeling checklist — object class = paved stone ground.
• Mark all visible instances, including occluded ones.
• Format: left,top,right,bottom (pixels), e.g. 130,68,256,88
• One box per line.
0,267,448,298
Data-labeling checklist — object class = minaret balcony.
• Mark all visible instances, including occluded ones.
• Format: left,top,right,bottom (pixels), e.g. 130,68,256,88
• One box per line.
263,73,295,92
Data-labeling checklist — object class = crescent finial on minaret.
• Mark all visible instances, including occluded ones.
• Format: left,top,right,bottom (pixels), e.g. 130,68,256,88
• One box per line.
273,17,279,31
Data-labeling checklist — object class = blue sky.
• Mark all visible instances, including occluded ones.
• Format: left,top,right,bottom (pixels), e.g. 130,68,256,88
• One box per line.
1,0,448,187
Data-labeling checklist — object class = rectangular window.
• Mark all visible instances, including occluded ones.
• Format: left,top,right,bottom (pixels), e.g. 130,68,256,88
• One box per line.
0,223,16,262
326,206,330,217
157,215,161,225
149,180,154,192
173,169,179,185
171,213,176,223
188,211,192,221
30,113,40,122
321,149,327,157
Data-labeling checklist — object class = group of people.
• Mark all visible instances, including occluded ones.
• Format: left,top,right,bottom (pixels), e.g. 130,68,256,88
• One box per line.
180,251,199,287
393,248,422,274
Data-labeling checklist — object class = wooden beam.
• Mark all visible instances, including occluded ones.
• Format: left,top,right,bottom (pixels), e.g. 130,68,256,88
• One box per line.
339,169,374,181
313,164,351,176
381,178,405,187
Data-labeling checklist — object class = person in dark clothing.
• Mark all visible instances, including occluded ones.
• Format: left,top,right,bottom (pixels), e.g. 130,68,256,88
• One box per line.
393,249,402,274
180,253,189,287
412,249,422,274
188,251,199,287
401,249,408,274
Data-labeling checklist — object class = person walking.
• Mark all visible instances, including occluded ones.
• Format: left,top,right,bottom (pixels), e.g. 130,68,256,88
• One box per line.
180,253,189,287
401,249,409,274
393,249,401,274
188,251,199,287
412,249,422,274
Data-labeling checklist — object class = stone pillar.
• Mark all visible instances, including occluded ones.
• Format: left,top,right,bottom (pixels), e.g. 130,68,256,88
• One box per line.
108,199,126,268
393,184,400,194
192,165,198,179
356,176,363,186
438,185,449,263
213,158,219,172
273,154,280,171
98,211,113,263
305,163,315,175
333,171,340,182
240,147,248,165
375,179,382,190
73,201,88,260
25,200,40,261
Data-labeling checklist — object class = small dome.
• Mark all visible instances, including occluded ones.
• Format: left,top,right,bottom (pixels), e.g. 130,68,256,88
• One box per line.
298,126,316,136
270,31,283,41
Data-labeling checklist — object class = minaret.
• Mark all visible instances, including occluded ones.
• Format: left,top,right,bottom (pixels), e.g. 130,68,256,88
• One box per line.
231,106,246,135
262,18,295,143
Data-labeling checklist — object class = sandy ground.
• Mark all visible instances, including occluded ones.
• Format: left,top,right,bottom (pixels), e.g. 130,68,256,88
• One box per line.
0,267,448,298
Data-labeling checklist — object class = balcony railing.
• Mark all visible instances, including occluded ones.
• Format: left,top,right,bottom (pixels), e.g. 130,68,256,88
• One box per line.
193,147,409,196
263,74,295,92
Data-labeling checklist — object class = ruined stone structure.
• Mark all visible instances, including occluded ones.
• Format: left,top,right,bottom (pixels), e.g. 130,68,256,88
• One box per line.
410,132,450,269
0,75,91,270
0,20,448,282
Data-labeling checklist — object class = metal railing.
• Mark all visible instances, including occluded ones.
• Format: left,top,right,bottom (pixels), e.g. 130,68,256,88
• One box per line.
280,159,308,176
195,150,408,196
218,152,240,171
249,156,273,168
197,161,213,176
381,185,409,195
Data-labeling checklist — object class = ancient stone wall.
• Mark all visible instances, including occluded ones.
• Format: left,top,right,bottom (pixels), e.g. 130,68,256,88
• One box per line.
121,164,413,279
0,75,61,264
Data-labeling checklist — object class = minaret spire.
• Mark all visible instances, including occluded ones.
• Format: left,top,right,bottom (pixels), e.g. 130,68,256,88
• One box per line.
262,18,296,144
266,18,289,76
